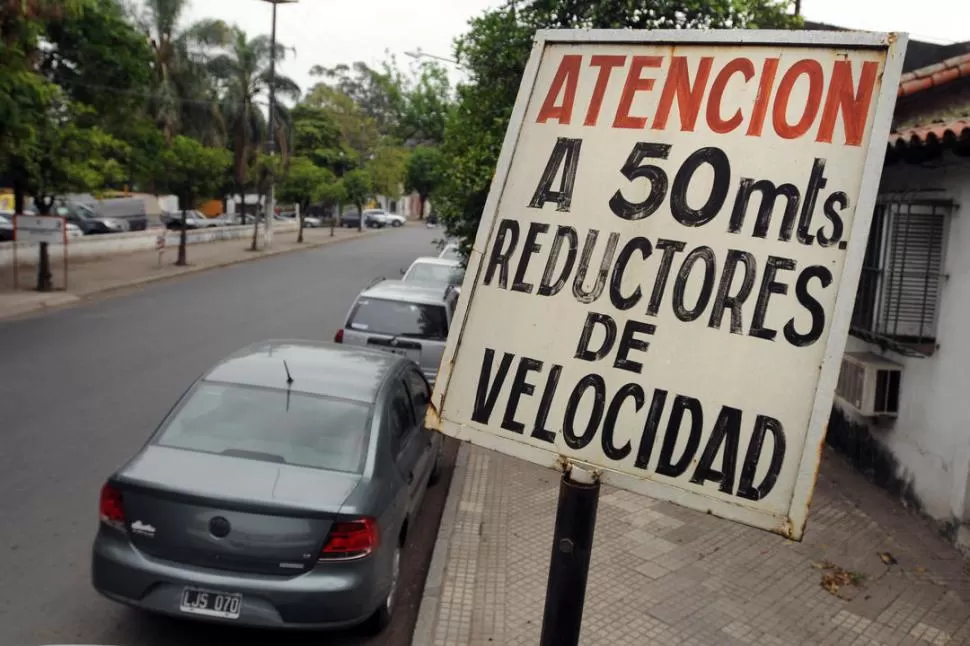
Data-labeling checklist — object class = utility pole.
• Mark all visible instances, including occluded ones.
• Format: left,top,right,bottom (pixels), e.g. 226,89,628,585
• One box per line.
259,0,297,248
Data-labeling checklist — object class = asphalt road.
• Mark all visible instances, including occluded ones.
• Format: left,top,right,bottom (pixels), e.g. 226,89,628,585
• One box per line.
0,225,458,646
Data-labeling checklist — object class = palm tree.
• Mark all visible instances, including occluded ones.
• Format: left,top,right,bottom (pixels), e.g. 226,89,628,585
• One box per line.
138,0,228,144
208,26,300,202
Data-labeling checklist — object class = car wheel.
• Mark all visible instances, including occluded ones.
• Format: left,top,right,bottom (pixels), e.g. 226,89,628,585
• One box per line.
366,544,400,634
392,220,402,227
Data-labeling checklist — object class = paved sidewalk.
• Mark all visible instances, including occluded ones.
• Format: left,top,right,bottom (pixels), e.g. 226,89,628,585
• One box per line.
416,445,970,646
0,226,378,320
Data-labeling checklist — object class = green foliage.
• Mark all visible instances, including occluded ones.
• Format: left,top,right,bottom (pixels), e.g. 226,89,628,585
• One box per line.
399,61,453,145
211,25,300,193
310,58,407,138
17,100,129,209
41,0,154,134
405,145,444,202
317,177,346,207
0,0,451,222
159,135,231,208
342,168,373,209
278,156,336,212
436,0,802,251
136,0,230,144
369,145,408,198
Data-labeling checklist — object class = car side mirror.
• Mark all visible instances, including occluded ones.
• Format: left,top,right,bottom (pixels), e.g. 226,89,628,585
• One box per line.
400,268,406,275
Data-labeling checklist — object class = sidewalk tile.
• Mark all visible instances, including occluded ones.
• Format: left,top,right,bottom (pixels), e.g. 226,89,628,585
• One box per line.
422,445,970,646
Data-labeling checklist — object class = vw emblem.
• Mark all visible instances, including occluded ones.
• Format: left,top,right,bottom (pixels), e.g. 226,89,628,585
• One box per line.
209,516,231,538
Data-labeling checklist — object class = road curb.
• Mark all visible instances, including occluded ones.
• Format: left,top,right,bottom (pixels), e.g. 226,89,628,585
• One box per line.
0,229,381,322
412,442,470,646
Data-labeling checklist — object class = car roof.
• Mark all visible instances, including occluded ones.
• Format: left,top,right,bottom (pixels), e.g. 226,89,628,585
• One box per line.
409,256,460,268
203,339,403,404
360,279,451,305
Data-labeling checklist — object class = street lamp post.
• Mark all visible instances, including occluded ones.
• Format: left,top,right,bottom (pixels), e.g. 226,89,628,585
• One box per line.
404,50,463,68
259,0,297,249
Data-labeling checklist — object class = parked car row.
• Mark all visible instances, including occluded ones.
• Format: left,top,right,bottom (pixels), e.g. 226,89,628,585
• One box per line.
1,208,103,241
161,211,239,230
339,209,407,229
89,237,463,637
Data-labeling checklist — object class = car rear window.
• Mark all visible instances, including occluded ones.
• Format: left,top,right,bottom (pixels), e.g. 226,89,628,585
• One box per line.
347,297,448,340
154,382,371,473
405,263,463,285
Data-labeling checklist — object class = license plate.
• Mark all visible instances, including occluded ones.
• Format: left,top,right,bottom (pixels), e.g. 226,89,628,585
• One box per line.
179,587,242,619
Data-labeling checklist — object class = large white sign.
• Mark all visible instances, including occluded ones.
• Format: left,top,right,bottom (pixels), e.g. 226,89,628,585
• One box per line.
428,30,907,539
15,215,67,245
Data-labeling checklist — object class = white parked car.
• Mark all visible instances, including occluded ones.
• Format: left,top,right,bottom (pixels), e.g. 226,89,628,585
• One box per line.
439,243,460,260
66,222,84,238
384,213,406,227
402,257,465,288
362,209,389,228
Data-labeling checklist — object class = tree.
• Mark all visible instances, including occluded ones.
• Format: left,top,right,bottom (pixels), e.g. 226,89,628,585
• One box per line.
404,145,444,219
0,0,83,213
41,0,153,136
277,156,335,243
304,83,380,169
246,152,283,251
399,60,453,145
309,58,407,138
17,100,128,290
318,178,346,237
368,145,408,201
342,169,372,233
158,135,231,265
435,0,802,253
209,26,300,201
290,104,345,171
137,0,229,144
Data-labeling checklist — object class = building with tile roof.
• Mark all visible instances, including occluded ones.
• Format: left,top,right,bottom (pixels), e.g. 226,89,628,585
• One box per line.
823,30,970,554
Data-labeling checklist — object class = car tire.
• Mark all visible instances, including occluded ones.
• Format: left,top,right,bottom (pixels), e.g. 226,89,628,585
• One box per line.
392,220,402,227
366,544,400,634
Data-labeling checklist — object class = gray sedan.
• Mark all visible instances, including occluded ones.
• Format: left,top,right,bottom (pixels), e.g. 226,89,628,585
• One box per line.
91,340,443,633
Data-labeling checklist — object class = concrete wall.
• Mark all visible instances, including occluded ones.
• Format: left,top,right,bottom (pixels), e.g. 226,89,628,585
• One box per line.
0,222,298,268
827,158,970,545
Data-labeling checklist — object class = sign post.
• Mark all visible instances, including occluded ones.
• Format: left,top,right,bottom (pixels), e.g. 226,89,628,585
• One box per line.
427,29,907,643
156,233,166,267
13,214,69,291
539,465,599,646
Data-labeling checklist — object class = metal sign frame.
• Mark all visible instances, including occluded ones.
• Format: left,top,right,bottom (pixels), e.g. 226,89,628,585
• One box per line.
12,214,69,290
428,29,908,540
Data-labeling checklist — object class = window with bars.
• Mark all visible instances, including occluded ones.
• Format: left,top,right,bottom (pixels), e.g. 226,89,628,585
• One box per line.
850,192,951,357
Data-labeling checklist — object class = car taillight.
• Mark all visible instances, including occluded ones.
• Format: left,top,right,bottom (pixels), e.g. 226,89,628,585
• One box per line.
99,483,125,529
334,328,344,343
319,518,379,560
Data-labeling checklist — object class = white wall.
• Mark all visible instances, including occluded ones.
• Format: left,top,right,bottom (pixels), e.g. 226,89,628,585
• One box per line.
0,222,298,268
845,158,970,525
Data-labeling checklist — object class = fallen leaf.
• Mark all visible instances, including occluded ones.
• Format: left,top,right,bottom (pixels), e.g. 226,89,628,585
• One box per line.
913,566,926,574
820,563,865,599
878,552,898,566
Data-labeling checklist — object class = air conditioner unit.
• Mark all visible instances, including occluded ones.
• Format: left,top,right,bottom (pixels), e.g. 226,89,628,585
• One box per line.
835,352,903,418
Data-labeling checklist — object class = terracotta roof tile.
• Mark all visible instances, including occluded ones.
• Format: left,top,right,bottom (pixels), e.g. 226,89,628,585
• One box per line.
898,53,970,97
888,118,970,150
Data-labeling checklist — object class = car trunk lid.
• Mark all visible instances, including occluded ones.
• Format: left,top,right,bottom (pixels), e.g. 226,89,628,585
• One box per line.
116,446,361,575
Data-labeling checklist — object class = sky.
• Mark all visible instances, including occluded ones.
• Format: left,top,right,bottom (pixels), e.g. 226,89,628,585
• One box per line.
182,0,967,99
